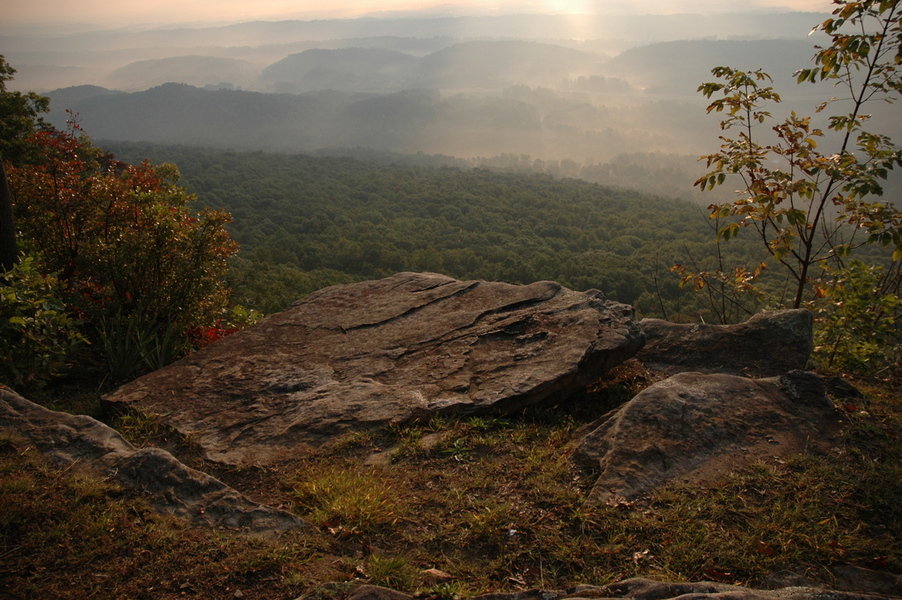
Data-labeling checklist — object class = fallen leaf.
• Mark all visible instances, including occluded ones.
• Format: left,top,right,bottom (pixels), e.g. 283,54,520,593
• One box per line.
421,568,454,583
756,540,777,556
702,567,733,581
606,495,634,508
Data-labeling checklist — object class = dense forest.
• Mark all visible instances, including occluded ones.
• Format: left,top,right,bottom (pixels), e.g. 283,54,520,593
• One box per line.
104,142,767,320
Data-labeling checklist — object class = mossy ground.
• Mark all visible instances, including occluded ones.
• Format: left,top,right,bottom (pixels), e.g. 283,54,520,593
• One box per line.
1,368,899,599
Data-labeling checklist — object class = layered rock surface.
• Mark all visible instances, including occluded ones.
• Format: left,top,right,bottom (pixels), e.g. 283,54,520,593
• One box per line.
336,577,902,600
0,388,302,533
574,370,841,503
103,272,644,466
637,309,813,376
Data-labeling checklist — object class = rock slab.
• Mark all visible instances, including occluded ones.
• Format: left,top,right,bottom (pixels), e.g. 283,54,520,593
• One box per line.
0,388,303,533
329,577,901,600
104,272,643,466
574,370,841,503
637,309,813,377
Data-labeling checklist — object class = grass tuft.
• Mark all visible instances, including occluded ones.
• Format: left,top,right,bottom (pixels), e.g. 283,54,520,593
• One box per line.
364,554,419,590
289,461,408,533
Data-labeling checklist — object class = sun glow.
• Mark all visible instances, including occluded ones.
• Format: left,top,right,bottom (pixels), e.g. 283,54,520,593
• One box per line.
5,0,833,30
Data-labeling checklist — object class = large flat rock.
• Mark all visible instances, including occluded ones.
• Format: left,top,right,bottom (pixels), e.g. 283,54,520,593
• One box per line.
574,370,842,504
104,272,643,466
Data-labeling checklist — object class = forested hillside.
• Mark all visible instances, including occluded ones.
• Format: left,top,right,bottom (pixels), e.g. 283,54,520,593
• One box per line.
104,142,765,318
48,83,711,161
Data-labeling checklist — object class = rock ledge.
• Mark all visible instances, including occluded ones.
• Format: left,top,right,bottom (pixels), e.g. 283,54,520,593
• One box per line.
104,272,643,466
0,388,303,534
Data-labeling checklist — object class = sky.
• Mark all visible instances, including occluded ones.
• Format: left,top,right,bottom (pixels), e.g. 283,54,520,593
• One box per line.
6,0,832,29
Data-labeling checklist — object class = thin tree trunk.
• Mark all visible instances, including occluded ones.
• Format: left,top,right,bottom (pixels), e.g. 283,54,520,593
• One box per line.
0,160,18,272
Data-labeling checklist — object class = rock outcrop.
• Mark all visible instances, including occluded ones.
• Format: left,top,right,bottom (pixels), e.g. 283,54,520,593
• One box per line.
0,388,303,534
574,370,841,503
330,578,902,600
637,309,813,376
103,272,643,466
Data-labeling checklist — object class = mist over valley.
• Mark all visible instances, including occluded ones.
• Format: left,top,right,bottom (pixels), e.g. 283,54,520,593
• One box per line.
9,9,892,202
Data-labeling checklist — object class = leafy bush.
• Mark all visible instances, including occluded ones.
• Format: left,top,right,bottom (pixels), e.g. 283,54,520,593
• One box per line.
7,127,238,381
813,260,901,376
0,255,84,391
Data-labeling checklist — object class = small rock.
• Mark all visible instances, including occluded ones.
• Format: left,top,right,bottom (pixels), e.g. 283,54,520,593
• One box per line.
347,585,413,600
417,431,455,451
364,446,399,467
831,565,902,595
420,568,454,584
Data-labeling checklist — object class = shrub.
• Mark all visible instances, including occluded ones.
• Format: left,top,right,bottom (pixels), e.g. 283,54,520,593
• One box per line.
813,260,901,376
7,127,238,381
0,255,84,391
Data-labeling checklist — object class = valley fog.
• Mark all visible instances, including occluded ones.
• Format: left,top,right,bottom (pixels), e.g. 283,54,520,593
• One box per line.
9,9,900,202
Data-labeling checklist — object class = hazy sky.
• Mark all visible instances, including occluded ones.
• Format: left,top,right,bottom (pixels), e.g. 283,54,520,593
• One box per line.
7,0,832,28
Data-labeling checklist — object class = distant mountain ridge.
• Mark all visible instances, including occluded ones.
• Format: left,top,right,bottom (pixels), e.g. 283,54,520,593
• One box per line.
261,48,418,92
109,40,607,93
2,12,825,52
108,56,258,91
44,34,880,164
45,82,710,160
3,11,828,92
606,39,816,93
88,37,823,97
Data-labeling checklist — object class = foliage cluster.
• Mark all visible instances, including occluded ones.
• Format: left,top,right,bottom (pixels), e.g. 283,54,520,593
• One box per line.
814,260,901,374
690,0,901,374
0,56,49,165
4,126,240,384
0,256,84,389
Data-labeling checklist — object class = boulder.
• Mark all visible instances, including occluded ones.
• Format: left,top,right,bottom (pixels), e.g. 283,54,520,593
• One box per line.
103,272,643,466
583,577,900,599
574,370,841,503
0,388,303,534
637,309,813,376
765,566,902,595
346,586,414,600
